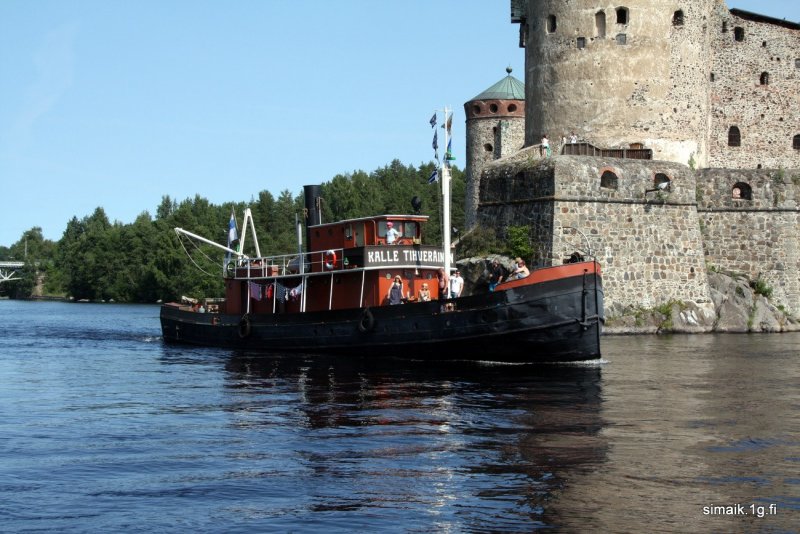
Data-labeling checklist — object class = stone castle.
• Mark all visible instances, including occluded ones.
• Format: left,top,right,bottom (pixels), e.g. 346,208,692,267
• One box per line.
464,1,800,321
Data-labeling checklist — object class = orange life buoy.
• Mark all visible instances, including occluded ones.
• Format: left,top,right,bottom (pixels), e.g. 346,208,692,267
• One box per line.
324,250,337,270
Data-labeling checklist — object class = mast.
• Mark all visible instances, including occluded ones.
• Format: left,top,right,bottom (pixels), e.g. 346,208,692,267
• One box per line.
441,106,452,277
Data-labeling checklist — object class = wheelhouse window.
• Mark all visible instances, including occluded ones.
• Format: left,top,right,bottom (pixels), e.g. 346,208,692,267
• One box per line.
403,221,418,239
728,126,741,147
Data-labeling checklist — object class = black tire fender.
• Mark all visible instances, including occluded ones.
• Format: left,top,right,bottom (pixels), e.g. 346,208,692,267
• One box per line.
238,314,251,338
358,308,375,333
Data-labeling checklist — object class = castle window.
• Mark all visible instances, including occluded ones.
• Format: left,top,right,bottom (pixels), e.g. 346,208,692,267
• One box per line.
654,173,671,191
596,11,606,38
600,171,619,190
547,14,557,33
616,7,629,25
760,72,769,85
710,72,715,82
734,27,744,41
577,37,586,49
793,134,800,150
728,126,741,147
472,104,481,115
762,41,767,47
484,143,494,153
507,103,517,112
616,33,627,45
722,21,728,33
489,103,498,113
795,58,800,69
672,10,684,26
732,182,752,200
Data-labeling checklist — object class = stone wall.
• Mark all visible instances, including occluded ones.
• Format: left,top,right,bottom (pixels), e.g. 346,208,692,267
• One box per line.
478,153,713,314
697,168,800,313
707,10,800,170
512,0,800,170
516,0,718,167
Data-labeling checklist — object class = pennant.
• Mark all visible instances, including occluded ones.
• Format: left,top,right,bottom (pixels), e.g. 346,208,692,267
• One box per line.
432,130,438,151
428,169,438,184
227,210,239,250
446,113,452,134
429,112,437,128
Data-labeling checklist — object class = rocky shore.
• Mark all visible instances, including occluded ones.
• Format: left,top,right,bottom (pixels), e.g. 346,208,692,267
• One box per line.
457,256,800,335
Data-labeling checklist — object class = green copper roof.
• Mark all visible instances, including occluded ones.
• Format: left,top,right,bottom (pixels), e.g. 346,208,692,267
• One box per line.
469,67,525,101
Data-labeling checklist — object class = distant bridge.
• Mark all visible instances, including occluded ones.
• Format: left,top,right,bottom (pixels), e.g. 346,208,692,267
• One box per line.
0,261,24,283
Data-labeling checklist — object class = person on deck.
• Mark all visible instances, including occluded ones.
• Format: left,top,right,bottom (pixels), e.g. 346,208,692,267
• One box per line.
437,268,449,301
488,260,504,292
387,276,404,305
386,222,400,245
418,283,432,302
511,258,530,280
449,270,464,299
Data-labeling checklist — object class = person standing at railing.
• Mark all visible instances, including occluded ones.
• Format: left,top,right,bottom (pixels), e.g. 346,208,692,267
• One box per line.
386,222,400,245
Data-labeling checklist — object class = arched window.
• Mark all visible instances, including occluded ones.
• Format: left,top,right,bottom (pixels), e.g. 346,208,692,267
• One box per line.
616,7,629,25
654,173,671,191
732,182,752,200
728,126,741,147
596,11,606,38
793,134,800,150
760,72,769,85
547,14,557,33
734,27,744,41
672,10,684,26
600,171,619,189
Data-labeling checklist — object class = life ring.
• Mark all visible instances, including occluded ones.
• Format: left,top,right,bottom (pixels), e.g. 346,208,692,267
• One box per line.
324,250,337,270
238,314,251,338
358,307,375,333
225,261,236,278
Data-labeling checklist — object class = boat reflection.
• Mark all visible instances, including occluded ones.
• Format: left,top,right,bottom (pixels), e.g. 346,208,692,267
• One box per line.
221,352,609,529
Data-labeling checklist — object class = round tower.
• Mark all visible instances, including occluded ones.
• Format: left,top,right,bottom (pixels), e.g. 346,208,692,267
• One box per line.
518,0,722,167
464,67,526,230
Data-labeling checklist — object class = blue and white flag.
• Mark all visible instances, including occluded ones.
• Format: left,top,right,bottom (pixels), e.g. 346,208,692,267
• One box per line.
227,211,239,250
429,112,437,128
428,169,438,184
432,130,438,151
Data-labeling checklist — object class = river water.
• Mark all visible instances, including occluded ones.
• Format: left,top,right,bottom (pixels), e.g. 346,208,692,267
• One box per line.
0,301,798,533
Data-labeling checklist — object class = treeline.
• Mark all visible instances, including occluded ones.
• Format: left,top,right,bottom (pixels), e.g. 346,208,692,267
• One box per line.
0,160,467,302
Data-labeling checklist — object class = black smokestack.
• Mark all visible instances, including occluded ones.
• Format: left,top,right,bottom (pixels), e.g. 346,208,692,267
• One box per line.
303,185,322,251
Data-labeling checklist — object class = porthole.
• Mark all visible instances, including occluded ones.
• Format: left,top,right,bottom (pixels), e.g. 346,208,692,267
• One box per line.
508,103,517,112
489,103,498,113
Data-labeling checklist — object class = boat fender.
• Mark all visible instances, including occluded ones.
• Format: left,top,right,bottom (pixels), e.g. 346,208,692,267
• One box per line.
324,250,337,270
358,307,375,333
238,314,251,338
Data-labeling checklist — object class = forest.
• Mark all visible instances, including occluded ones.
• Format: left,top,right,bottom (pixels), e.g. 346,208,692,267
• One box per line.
0,160,512,302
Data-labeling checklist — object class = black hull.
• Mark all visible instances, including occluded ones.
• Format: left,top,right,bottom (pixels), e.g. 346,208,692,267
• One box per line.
160,270,603,363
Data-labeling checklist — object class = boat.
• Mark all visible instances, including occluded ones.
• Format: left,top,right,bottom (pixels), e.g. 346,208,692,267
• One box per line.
160,108,604,362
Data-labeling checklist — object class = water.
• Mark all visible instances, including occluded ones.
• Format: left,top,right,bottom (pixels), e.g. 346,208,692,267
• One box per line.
1,301,798,533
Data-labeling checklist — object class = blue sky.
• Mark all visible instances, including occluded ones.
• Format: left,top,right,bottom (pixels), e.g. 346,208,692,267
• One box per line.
1,1,798,247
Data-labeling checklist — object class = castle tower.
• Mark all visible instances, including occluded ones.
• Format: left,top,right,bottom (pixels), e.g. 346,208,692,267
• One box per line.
513,0,723,167
464,67,525,229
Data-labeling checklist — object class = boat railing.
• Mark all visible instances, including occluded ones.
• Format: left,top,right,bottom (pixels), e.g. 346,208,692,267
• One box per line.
232,248,350,279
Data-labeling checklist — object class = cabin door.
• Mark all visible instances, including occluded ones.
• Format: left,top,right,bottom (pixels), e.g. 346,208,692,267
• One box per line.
354,223,364,247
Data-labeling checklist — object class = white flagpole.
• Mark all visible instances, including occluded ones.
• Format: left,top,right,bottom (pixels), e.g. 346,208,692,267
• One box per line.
441,106,452,278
